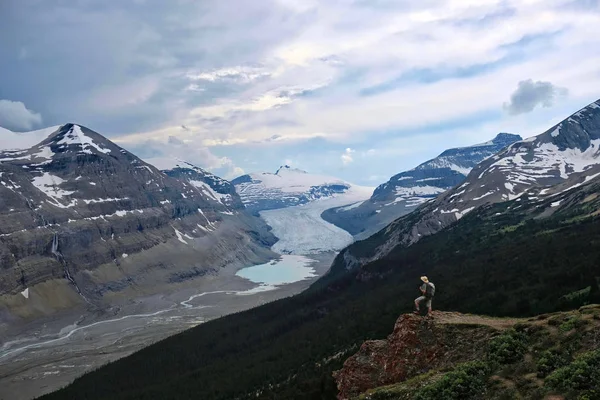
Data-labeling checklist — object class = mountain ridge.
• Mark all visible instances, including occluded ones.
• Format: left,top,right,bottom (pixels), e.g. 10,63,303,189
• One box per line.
0,123,275,324
332,98,600,274
322,132,522,239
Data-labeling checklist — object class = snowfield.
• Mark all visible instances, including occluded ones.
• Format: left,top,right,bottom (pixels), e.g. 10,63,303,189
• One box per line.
260,185,374,254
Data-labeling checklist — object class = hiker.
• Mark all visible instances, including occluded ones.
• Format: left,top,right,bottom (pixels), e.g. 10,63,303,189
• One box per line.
414,276,435,316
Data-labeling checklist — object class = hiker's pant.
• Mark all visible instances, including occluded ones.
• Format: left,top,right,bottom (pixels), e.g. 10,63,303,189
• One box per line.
415,296,432,309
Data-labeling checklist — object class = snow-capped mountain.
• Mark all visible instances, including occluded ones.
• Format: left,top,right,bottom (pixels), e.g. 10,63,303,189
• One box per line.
232,165,355,214
0,124,275,318
336,98,600,270
322,133,521,239
161,159,243,210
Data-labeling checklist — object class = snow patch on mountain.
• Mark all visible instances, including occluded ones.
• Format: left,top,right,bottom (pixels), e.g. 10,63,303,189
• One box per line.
189,180,231,203
57,125,112,154
173,227,192,244
480,135,600,199
83,197,129,204
31,172,76,207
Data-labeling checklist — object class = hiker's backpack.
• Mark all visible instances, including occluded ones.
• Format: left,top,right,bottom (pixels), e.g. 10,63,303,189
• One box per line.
425,282,435,298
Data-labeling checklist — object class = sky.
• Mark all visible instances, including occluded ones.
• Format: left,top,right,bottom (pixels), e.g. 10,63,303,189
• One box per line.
1,0,599,185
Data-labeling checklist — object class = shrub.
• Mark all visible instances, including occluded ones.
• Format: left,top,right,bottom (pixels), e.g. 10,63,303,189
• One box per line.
577,390,600,400
413,362,491,400
545,349,600,395
488,330,529,365
536,349,569,377
559,315,586,332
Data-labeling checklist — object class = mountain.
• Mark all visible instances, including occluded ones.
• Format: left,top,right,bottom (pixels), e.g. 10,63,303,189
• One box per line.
40,152,600,399
333,99,600,272
0,124,275,322
232,165,355,214
161,159,244,210
322,133,521,239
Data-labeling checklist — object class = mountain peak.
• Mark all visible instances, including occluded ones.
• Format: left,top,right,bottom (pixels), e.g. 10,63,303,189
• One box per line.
493,132,521,143
43,124,113,155
463,132,522,149
151,157,200,172
275,165,308,175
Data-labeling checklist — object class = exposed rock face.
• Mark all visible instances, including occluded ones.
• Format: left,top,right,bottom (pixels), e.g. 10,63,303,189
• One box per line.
333,312,496,400
232,165,353,214
322,133,521,239
162,159,244,210
334,99,600,273
0,124,276,321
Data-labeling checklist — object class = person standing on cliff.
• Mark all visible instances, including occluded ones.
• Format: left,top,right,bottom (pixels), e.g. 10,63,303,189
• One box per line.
414,276,435,316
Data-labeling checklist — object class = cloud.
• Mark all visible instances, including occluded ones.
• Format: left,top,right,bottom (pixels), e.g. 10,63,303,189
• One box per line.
2,0,600,183
186,65,271,83
123,131,245,180
503,79,568,115
0,99,42,131
341,148,355,165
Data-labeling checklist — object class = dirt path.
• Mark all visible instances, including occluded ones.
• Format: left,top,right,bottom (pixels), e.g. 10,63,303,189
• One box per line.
431,311,524,330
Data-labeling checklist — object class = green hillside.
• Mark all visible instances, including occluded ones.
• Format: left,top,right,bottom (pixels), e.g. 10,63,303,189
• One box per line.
353,306,600,400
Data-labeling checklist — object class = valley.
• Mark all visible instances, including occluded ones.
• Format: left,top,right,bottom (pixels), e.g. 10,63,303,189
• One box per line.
0,125,371,400
0,253,336,400
2,99,600,400
4,2,600,398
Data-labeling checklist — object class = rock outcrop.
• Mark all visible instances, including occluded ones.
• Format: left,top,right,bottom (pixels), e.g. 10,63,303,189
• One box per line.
335,307,600,400
333,312,500,400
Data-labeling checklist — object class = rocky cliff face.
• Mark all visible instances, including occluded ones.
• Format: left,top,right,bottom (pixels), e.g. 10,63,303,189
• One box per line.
0,124,275,321
322,133,521,239
333,312,497,399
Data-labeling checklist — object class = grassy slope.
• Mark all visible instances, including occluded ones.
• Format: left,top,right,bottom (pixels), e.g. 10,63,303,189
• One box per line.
42,196,600,400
